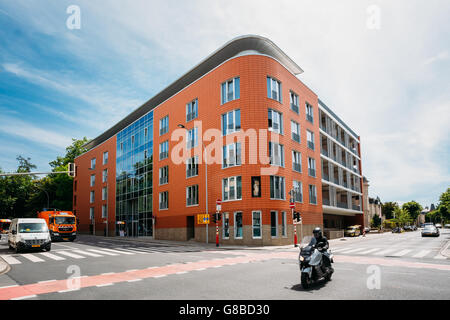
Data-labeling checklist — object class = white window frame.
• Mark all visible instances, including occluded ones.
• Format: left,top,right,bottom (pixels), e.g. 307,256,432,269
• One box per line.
102,204,107,218
290,91,299,113
221,109,241,136
293,180,303,203
90,174,95,187
159,191,169,210
102,187,107,201
159,141,169,160
269,142,284,167
159,166,169,185
306,102,314,123
102,169,107,183
292,150,302,173
308,157,316,177
221,77,240,104
309,185,317,205
103,151,108,165
90,191,95,203
268,109,283,134
186,185,199,207
291,120,300,143
222,142,241,168
234,212,243,239
186,156,199,178
281,211,287,237
270,176,285,200
307,130,315,150
252,210,262,239
159,115,169,136
222,212,230,239
186,99,198,122
222,176,242,202
186,127,198,149
267,76,282,102
89,207,94,220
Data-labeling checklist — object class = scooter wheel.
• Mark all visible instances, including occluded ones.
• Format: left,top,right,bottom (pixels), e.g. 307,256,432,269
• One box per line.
301,273,311,289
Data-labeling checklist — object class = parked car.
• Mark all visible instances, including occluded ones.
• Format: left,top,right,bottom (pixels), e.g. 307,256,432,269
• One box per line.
363,227,370,234
444,224,450,229
435,223,442,228
411,225,417,231
345,225,361,237
8,218,52,253
403,225,412,231
392,227,404,233
420,223,425,228
421,225,440,237
424,222,434,226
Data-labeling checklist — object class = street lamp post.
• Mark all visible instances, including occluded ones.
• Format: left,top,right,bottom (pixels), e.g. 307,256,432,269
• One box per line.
178,124,208,244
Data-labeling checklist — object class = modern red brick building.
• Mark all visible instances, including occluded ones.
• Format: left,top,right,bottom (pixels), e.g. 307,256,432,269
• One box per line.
73,35,364,244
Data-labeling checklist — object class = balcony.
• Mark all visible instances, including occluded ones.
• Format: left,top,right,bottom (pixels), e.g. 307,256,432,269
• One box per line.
337,202,348,209
321,149,328,157
352,205,361,211
322,173,329,181
293,163,302,173
323,198,330,206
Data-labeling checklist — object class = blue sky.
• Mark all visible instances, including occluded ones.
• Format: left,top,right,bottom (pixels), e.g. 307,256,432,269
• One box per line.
0,0,449,207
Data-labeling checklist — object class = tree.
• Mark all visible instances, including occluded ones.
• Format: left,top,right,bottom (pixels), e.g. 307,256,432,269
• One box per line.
402,201,423,225
391,208,412,227
382,202,399,220
371,214,382,229
49,138,89,169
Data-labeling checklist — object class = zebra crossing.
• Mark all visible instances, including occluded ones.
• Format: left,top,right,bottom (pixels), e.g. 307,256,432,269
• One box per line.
0,245,203,265
331,246,447,260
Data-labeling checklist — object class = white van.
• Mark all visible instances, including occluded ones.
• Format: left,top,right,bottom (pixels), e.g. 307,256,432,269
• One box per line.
8,218,52,253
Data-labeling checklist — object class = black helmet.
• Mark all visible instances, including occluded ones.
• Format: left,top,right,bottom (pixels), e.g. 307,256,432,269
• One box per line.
313,227,322,239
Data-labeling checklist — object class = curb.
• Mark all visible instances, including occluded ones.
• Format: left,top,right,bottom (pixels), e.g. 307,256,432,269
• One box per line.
439,240,450,258
0,258,11,276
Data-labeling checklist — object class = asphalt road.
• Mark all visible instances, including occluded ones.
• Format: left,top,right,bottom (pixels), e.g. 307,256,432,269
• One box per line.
0,229,449,300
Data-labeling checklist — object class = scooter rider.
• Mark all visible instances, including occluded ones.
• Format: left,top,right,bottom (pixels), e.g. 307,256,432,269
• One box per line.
309,227,331,276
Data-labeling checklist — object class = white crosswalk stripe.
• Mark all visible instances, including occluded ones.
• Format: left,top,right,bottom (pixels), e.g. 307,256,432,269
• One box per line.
339,247,367,254
57,251,85,259
373,248,396,256
113,247,151,254
357,248,381,255
22,254,44,263
1,255,21,264
87,249,119,256
98,248,135,255
433,254,447,260
389,249,412,257
39,252,66,261
412,250,431,258
71,250,103,257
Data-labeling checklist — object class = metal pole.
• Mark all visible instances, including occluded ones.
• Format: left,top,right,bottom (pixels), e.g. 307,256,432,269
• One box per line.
42,189,50,209
204,142,208,244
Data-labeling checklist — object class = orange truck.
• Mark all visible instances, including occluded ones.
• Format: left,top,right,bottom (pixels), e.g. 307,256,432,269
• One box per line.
0,219,12,240
37,209,77,241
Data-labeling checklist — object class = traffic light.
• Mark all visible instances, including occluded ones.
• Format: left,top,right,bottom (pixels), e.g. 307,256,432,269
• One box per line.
212,214,217,224
68,163,76,177
293,211,301,222
217,213,222,221
212,213,221,223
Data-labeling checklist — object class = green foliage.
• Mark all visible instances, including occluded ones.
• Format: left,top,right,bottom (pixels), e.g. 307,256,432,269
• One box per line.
0,138,89,218
381,202,399,220
391,208,412,227
402,201,423,222
371,214,382,228
383,219,396,229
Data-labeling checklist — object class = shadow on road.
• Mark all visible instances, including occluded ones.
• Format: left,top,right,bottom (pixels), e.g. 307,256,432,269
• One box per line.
290,279,330,293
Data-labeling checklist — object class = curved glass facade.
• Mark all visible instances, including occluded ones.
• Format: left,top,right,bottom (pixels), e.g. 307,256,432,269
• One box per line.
116,111,154,237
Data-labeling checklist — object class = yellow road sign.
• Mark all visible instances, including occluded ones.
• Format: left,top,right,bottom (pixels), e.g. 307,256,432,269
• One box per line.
197,214,210,225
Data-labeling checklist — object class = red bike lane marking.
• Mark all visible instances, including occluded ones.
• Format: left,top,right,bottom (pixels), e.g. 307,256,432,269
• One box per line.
1,251,448,300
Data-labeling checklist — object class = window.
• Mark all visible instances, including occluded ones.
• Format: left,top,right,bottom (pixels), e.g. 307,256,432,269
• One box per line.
267,76,282,102
90,174,95,187
223,143,241,168
222,176,242,201
252,211,262,238
270,211,278,237
102,187,107,200
309,185,317,204
221,109,241,135
306,102,314,123
291,120,300,143
269,142,284,167
221,77,240,104
102,204,107,218
187,127,198,149
281,212,287,237
159,166,169,185
234,212,243,239
186,185,199,206
308,157,316,177
293,180,303,202
307,130,315,150
102,169,108,183
90,158,96,170
292,150,302,173
268,109,283,134
103,152,108,165
186,99,198,122
270,176,285,200
160,115,169,135
159,141,169,160
90,207,94,220
90,191,95,203
186,156,199,178
159,191,168,210
290,91,299,113
222,213,230,239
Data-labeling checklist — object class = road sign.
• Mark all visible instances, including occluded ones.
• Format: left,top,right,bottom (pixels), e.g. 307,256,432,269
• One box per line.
290,202,295,209
216,204,222,212
216,199,222,205
197,214,210,225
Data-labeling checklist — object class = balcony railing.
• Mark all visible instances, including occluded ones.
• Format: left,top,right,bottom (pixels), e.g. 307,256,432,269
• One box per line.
159,177,168,185
309,168,316,177
321,148,328,157
352,205,361,211
186,112,197,122
323,198,330,206
291,104,299,114
310,196,317,204
159,202,168,210
337,202,348,209
322,173,329,181
306,114,314,123
186,168,198,178
292,133,300,143
294,193,303,203
187,198,198,206
159,152,168,160
293,163,302,173
307,141,315,150
160,127,168,136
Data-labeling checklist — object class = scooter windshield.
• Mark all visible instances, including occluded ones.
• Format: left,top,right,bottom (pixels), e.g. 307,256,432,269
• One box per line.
309,249,323,266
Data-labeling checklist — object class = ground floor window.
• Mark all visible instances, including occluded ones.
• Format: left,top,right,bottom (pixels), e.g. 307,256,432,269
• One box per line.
252,211,262,238
281,211,287,237
234,212,243,239
270,211,278,237
222,213,230,239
